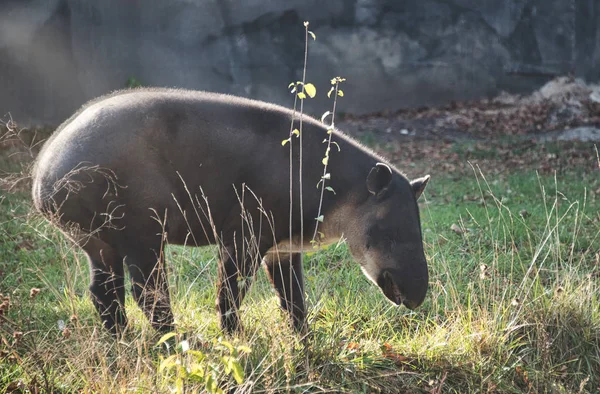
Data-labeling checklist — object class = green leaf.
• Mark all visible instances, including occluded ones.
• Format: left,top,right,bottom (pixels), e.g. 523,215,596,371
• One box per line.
327,129,333,135
218,339,234,352
326,186,336,194
308,31,316,40
231,361,244,384
322,156,329,165
188,364,205,380
327,87,335,98
304,21,309,27
282,138,290,146
159,354,179,372
288,82,295,89
330,78,337,85
206,375,217,393
177,339,190,353
337,90,344,97
318,231,325,239
297,92,306,99
237,345,252,354
304,83,316,98
322,173,331,180
321,111,331,123
156,332,177,346
332,141,341,151
187,350,206,361
222,356,233,374
316,215,324,222
292,129,300,137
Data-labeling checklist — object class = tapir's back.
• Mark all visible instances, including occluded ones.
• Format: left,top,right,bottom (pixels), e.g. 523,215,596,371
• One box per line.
31,89,297,224
33,89,304,242
34,89,293,179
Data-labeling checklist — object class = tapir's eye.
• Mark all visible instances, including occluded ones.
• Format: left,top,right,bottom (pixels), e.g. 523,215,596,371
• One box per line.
366,225,387,249
365,227,376,250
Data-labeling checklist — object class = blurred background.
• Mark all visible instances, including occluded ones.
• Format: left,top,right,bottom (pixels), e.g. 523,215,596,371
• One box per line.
1,0,599,125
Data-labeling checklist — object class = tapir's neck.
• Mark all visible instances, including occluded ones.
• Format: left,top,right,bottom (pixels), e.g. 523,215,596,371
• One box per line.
318,199,357,242
306,125,378,241
275,117,396,250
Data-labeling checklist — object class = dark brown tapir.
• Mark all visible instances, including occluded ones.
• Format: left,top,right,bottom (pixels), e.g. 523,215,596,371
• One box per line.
31,89,430,336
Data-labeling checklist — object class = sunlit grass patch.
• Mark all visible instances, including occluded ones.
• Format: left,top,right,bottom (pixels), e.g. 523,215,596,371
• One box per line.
1,161,599,392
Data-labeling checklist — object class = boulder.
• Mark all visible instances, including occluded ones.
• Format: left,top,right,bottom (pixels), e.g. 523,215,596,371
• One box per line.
0,0,598,125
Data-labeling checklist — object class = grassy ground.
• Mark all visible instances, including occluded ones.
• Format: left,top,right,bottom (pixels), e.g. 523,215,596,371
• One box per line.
1,131,599,393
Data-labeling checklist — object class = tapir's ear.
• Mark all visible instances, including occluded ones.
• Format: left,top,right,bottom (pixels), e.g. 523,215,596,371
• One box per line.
367,163,393,195
411,175,430,200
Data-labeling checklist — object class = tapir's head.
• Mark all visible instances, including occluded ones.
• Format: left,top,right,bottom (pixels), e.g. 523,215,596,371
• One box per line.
346,163,430,310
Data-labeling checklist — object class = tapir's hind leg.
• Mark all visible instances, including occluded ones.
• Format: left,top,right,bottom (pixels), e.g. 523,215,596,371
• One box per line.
78,236,127,335
264,252,306,333
121,241,174,333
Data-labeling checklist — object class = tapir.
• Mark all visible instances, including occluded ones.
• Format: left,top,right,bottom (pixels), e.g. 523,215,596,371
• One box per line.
31,88,430,335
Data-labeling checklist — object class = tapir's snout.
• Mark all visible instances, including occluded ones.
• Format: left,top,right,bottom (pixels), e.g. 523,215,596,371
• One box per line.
378,264,428,310
402,293,425,310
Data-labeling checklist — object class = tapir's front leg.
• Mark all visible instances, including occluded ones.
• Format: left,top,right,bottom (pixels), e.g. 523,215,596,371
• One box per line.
216,242,265,334
217,245,243,334
264,252,306,333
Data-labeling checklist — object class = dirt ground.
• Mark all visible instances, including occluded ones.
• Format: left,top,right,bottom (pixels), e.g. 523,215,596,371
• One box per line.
338,76,600,179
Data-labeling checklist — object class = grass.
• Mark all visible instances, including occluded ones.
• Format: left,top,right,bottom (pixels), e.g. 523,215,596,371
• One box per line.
1,139,599,393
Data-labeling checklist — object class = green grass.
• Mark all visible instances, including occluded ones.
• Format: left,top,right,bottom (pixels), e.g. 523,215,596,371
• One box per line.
1,147,599,393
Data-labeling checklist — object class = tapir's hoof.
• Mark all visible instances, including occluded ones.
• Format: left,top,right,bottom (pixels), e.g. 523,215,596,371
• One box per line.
294,321,308,336
152,314,175,334
220,312,242,335
155,323,175,334
103,315,129,338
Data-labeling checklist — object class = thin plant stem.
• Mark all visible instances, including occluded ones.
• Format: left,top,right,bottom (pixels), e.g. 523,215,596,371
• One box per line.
299,24,309,263
312,81,340,243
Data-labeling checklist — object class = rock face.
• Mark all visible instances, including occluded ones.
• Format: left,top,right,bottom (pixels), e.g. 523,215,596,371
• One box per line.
1,0,599,125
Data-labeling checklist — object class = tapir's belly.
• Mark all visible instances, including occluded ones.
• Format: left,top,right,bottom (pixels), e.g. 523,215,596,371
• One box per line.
270,235,344,254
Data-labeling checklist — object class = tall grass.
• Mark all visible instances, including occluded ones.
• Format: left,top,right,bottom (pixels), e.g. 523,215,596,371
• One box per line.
2,161,599,393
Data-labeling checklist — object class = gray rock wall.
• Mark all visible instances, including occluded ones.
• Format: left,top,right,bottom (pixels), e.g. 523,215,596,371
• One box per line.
1,0,599,125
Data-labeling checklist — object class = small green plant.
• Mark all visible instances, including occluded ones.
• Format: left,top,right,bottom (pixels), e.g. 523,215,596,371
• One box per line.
125,77,143,89
157,333,251,394
280,22,317,337
312,76,345,246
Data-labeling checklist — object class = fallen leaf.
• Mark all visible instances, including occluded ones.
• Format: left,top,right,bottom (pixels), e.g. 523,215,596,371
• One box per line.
381,343,410,365
29,288,40,299
450,224,465,235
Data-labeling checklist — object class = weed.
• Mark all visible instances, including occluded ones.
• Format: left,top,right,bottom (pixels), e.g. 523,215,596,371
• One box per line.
125,77,143,89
